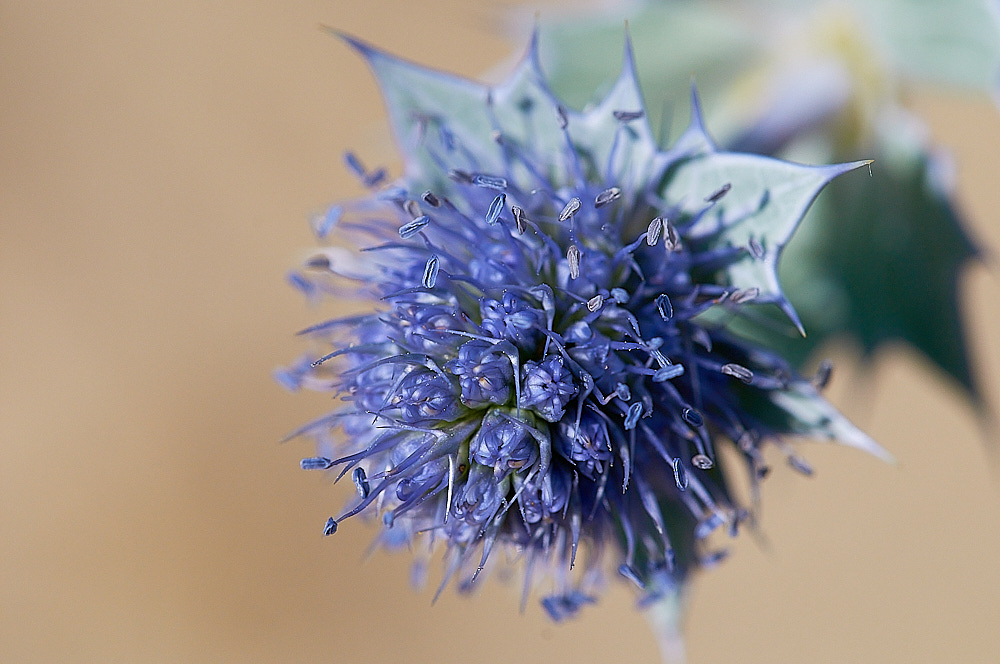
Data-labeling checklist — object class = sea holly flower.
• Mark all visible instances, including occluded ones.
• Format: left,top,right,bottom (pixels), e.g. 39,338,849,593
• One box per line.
281,30,891,630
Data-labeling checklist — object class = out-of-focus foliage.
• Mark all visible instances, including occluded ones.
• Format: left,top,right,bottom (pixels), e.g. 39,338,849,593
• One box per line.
541,0,998,408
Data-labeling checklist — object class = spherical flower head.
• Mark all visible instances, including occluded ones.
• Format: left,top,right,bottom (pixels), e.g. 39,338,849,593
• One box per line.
282,30,891,619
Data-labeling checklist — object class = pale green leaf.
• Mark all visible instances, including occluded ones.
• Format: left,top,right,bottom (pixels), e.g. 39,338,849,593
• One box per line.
662,151,869,324
770,382,895,462
337,32,500,190
854,0,1000,93
569,38,659,191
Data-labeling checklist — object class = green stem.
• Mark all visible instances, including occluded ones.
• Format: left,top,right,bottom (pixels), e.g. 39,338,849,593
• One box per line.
644,590,687,664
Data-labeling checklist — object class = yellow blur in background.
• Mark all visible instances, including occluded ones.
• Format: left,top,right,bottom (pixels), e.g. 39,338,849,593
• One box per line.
2,2,999,662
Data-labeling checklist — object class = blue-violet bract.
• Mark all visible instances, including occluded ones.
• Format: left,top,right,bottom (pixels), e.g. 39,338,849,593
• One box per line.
280,32,890,618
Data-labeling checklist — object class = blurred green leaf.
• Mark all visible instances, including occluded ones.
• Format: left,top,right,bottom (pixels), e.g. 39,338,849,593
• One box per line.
733,140,982,406
842,0,1000,93
540,3,760,140
541,1,989,411
796,144,981,401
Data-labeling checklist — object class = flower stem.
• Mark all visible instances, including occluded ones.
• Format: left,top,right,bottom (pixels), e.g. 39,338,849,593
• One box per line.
644,590,686,664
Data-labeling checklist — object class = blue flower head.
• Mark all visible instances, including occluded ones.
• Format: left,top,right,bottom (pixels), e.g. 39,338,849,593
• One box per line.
282,30,891,619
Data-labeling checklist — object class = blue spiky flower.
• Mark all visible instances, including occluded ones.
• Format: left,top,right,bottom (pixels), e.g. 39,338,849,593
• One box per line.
280,31,890,618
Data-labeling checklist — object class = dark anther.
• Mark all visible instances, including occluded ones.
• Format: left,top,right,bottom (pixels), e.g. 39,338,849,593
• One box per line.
729,287,759,304
613,109,644,122
558,197,582,222
472,174,508,191
663,221,680,251
646,217,662,246
682,407,704,428
691,454,714,470
399,216,430,239
720,363,754,383
812,360,833,390
653,364,684,382
671,457,688,490
422,255,440,288
567,244,581,280
485,194,506,225
512,205,527,234
705,182,731,203
594,187,622,208
301,457,333,470
555,105,568,129
447,169,473,184
624,402,643,430
352,467,370,499
656,294,673,321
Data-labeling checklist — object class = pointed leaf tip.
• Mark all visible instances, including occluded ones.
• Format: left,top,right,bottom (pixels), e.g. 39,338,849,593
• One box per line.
822,159,876,182
622,22,637,72
523,22,545,78
690,84,715,150
779,299,807,338
332,32,498,184
771,384,896,464
322,26,379,59
668,83,716,157
528,21,541,56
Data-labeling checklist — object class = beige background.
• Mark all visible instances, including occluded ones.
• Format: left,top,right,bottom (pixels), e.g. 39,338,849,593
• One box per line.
3,2,999,662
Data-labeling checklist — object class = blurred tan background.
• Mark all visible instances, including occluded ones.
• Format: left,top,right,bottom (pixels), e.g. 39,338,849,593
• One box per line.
2,2,999,662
